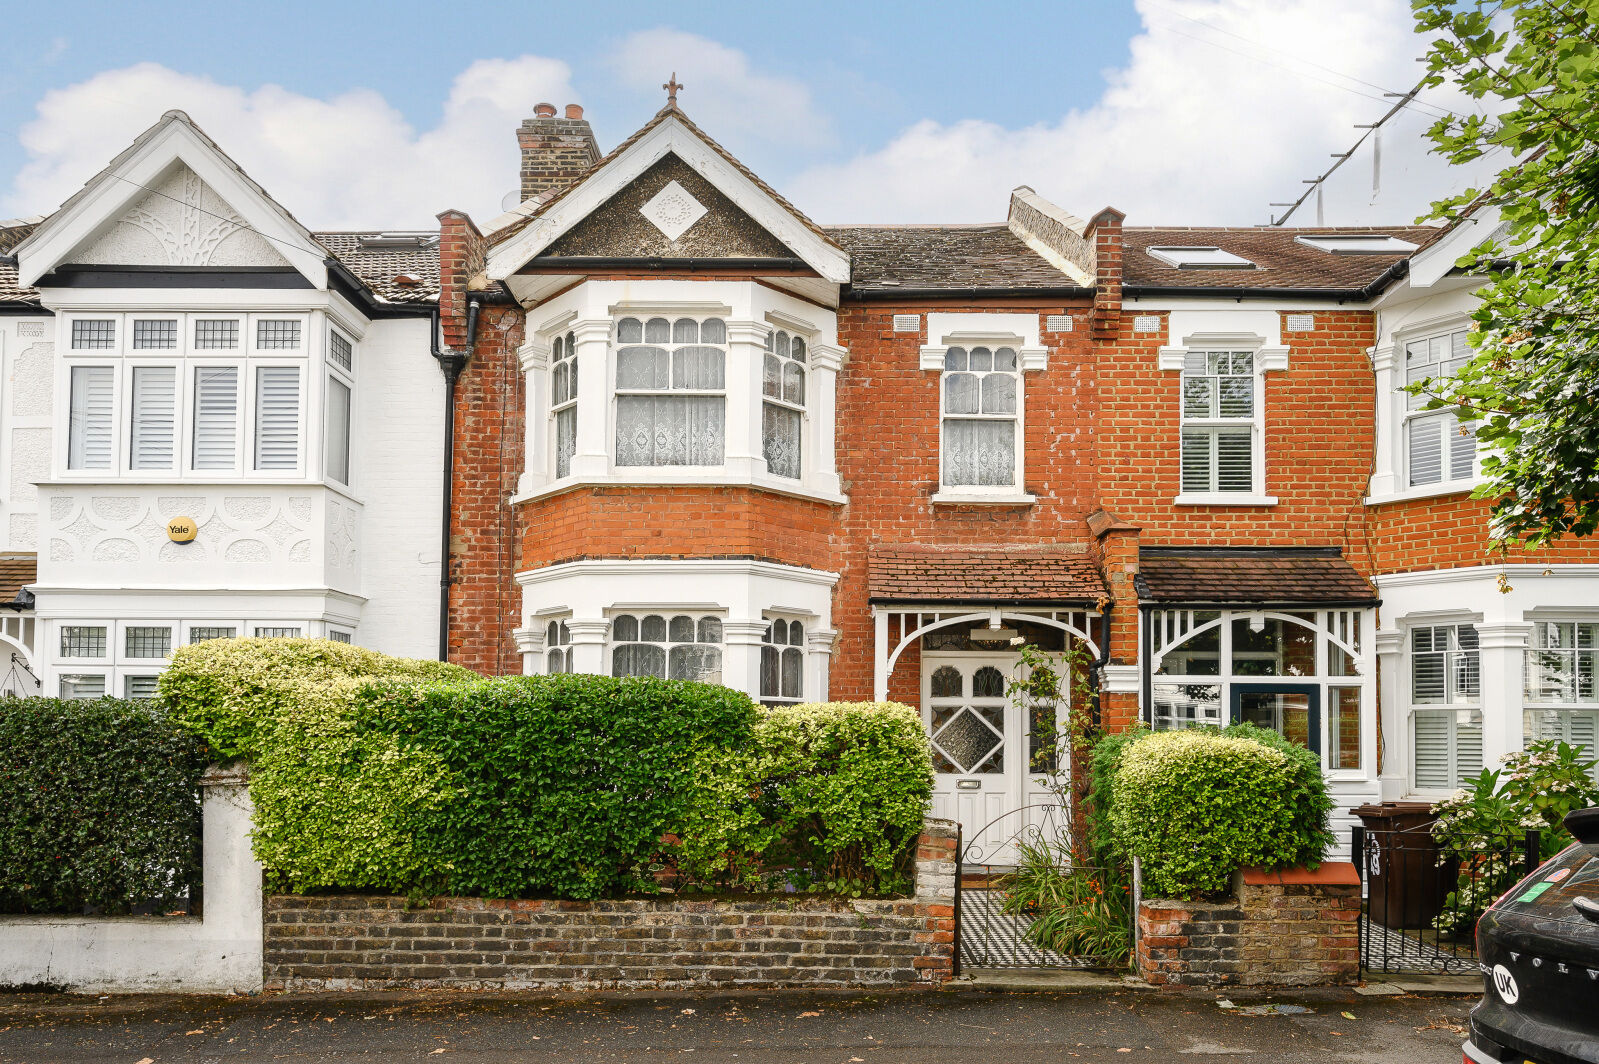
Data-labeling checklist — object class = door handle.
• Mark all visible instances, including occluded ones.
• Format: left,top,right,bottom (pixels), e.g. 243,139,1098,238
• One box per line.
1573,896,1599,925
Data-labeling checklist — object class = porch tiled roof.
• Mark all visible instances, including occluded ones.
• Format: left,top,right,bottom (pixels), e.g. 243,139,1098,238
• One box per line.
868,546,1108,606
1135,547,1377,606
0,552,36,605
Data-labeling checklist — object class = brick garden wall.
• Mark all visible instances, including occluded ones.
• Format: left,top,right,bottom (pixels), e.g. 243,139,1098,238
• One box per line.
1135,864,1361,987
263,822,957,991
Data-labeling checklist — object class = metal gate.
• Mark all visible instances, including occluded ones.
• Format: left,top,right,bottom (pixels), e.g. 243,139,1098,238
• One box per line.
953,807,1132,973
1352,823,1540,974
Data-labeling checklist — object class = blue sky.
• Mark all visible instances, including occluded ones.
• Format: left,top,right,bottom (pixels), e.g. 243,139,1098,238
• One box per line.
0,1,1491,230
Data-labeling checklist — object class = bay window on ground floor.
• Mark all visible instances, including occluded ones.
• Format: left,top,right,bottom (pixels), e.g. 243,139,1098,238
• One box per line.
514,559,838,707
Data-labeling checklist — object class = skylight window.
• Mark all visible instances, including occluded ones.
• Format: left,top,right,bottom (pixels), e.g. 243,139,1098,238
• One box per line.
1147,246,1257,270
1294,234,1419,254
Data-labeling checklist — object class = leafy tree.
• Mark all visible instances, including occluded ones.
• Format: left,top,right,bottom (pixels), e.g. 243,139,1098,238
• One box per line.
1412,0,1599,548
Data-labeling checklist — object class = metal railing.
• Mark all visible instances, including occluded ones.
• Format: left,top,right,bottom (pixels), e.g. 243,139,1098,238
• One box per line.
1352,822,1539,974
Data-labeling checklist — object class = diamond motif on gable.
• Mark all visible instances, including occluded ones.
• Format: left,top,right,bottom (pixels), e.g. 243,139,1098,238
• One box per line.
640,180,708,242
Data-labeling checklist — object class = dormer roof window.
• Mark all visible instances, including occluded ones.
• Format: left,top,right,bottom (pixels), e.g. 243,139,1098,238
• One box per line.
1146,246,1257,270
1294,234,1419,255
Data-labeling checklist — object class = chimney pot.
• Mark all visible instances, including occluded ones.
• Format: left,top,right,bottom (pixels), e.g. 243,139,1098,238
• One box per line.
533,102,557,118
517,103,601,204
565,103,584,120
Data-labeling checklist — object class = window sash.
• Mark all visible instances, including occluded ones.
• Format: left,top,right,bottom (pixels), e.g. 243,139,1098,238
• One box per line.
1413,709,1483,790
1526,621,1599,704
324,376,351,484
68,365,116,471
192,366,240,471
1405,329,1471,410
942,418,1016,487
1180,427,1253,494
1406,410,1475,486
1411,624,1480,705
253,366,302,471
128,366,177,471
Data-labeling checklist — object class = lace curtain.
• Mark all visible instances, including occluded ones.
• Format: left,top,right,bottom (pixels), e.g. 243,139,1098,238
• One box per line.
613,316,727,467
942,345,1018,487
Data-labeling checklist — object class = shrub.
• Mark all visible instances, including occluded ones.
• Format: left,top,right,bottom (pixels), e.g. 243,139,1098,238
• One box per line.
1002,836,1132,964
1087,725,1150,866
160,636,473,761
677,701,932,894
0,697,209,914
1110,727,1334,898
368,674,758,900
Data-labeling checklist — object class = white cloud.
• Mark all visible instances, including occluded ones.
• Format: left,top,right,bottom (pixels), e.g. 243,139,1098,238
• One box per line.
2,57,579,228
786,0,1493,226
607,29,832,153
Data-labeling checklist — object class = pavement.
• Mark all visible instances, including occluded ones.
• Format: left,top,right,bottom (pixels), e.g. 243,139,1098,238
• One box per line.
0,984,1476,1063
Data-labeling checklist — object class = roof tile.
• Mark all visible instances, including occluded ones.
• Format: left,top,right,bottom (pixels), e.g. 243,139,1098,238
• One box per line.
1136,548,1377,605
868,545,1108,605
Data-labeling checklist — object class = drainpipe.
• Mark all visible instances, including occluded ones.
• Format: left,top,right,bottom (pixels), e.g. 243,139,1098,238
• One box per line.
1090,608,1112,731
431,300,478,661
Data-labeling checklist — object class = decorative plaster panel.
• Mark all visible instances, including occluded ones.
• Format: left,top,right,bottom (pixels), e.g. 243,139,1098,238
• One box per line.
12,343,53,415
9,428,50,510
66,164,289,268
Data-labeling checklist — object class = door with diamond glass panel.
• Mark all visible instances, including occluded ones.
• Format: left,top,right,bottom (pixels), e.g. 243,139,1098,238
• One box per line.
924,655,1025,865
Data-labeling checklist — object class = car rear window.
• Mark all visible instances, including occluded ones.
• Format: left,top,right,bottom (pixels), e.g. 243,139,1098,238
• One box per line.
1493,841,1599,923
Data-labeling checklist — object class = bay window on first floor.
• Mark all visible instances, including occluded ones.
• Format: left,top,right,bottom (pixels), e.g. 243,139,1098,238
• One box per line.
1147,607,1372,773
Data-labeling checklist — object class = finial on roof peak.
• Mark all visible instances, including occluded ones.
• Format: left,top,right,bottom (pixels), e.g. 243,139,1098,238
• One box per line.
663,72,684,109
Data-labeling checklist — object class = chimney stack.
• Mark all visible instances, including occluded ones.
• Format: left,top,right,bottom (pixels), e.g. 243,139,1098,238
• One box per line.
517,102,600,205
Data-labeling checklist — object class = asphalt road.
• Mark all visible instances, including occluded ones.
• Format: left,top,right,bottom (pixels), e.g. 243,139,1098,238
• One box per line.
0,986,1473,1063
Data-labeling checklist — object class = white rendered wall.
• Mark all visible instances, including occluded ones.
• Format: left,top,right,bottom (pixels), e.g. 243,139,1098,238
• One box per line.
0,314,53,552
0,767,263,994
351,315,444,658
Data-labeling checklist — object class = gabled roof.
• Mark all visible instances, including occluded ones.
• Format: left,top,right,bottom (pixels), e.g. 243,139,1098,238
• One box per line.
828,224,1081,294
11,110,330,290
484,106,850,285
1123,225,1438,293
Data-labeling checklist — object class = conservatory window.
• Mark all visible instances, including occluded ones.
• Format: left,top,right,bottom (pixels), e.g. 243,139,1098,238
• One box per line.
550,330,578,478
610,613,723,683
545,619,572,675
613,316,726,467
941,345,1019,488
762,330,806,479
1404,328,1475,488
1148,608,1367,771
760,618,805,705
1180,350,1256,494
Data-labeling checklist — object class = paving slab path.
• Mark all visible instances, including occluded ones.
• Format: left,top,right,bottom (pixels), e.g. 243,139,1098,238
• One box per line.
0,985,1473,1063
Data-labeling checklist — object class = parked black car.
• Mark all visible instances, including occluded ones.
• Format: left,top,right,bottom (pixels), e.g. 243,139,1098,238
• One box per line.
1467,807,1599,1064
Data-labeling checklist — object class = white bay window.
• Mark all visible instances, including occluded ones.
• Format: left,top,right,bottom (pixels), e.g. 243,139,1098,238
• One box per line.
60,311,333,480
1409,622,1483,790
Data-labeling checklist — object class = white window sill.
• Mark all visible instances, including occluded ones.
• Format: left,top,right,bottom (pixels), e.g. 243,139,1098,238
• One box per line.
1173,493,1278,507
1364,480,1481,507
514,471,848,507
930,490,1037,507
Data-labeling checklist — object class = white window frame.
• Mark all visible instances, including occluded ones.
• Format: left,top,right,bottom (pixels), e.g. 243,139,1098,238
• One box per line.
611,315,728,470
761,328,808,481
606,609,726,683
1177,348,1265,501
920,320,1045,505
323,323,355,487
1157,335,1284,506
1523,619,1599,781
55,311,311,481
1146,607,1373,779
1405,619,1484,794
548,327,579,481
760,614,808,706
1402,325,1477,490
936,342,1023,496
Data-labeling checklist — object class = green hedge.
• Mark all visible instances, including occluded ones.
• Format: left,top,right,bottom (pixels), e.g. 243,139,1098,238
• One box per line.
1109,723,1334,898
0,697,209,914
161,641,933,900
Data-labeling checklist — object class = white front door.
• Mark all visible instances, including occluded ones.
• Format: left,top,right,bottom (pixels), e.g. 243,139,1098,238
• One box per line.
924,655,1024,865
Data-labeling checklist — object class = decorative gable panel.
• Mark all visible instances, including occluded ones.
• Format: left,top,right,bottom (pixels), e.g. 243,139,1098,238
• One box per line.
65,163,289,269
539,154,798,261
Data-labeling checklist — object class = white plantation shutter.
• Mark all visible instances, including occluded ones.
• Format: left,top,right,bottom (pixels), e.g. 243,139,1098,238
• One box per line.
1455,715,1484,782
192,367,239,470
1215,429,1252,492
1408,415,1444,485
129,366,177,470
68,366,115,470
254,366,301,471
325,377,351,484
1413,712,1451,789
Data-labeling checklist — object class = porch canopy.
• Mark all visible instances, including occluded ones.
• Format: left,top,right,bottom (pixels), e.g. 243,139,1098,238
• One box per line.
1135,547,1378,609
869,545,1108,700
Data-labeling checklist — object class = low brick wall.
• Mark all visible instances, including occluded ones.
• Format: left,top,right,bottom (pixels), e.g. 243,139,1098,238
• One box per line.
1135,863,1360,987
263,821,957,991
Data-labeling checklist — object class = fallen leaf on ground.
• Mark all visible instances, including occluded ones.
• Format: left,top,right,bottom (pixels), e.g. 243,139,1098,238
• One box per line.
431,1050,446,1056
681,1009,695,1015
798,1011,821,1018
1341,1011,1356,1020
135,1059,154,1064
186,1029,204,1035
